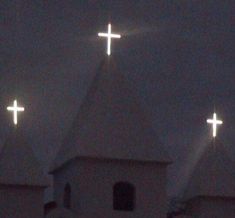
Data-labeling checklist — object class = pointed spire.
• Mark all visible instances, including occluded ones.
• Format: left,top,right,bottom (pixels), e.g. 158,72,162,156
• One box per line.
51,57,171,172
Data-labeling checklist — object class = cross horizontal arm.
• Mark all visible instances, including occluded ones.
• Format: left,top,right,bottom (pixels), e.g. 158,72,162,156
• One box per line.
7,107,24,111
207,119,223,124
98,33,121,38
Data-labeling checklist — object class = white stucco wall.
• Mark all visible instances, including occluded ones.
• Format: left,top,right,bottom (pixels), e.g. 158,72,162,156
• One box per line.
53,158,168,218
0,185,45,218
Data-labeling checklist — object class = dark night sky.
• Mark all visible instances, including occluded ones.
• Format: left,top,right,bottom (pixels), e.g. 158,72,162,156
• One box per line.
0,0,235,198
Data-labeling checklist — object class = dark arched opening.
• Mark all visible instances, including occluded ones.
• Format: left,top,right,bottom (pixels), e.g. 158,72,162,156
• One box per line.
113,182,135,211
63,183,71,209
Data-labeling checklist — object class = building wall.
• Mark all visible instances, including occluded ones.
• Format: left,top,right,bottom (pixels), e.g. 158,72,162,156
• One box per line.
185,197,235,218
53,158,168,218
199,197,235,218
0,185,45,218
185,197,202,218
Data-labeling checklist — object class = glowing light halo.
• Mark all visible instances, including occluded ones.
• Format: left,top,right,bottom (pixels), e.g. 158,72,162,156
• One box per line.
98,23,121,56
7,100,25,125
207,113,223,138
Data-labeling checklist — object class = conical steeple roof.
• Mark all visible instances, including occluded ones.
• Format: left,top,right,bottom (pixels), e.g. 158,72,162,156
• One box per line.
0,127,49,186
51,57,171,172
184,139,235,200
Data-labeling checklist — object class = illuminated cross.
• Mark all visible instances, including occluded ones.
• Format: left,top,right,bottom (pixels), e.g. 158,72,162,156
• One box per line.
207,113,223,138
7,100,25,125
98,23,121,56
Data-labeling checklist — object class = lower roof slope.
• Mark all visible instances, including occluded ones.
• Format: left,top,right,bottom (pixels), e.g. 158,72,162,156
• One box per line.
51,57,171,172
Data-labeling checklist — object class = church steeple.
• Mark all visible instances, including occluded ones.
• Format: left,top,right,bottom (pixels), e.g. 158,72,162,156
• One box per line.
50,57,171,217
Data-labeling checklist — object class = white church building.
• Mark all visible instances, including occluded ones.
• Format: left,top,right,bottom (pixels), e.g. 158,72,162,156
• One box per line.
1,58,235,218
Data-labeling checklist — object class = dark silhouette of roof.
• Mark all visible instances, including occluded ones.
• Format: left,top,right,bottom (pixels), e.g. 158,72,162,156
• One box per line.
0,127,49,186
183,139,235,200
